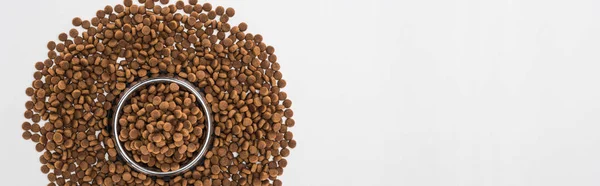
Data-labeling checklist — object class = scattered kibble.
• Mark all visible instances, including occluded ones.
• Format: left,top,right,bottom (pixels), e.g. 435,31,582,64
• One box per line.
21,0,295,185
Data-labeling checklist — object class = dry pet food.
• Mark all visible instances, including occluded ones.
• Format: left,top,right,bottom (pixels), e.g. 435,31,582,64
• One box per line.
118,82,206,172
21,0,296,185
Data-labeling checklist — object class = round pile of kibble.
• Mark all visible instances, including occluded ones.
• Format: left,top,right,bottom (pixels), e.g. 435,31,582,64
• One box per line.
118,82,206,172
21,0,295,185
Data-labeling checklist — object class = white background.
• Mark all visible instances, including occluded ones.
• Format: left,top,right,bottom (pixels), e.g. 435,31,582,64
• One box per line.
1,0,600,185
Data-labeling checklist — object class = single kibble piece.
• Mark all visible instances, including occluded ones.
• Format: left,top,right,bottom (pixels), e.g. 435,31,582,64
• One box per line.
72,17,82,26
169,83,179,92
218,101,227,110
225,7,235,17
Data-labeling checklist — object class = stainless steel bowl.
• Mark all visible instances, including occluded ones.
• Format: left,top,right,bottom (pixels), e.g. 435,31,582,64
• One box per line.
111,77,213,177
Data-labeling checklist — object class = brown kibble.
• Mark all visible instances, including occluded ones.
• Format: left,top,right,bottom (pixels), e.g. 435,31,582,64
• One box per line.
285,131,294,140
278,79,287,88
169,83,179,92
159,101,169,110
239,22,248,31
35,143,44,152
24,110,33,119
183,98,192,106
278,159,288,167
152,96,162,105
140,146,149,155
122,172,132,181
211,165,220,174
202,3,212,11
187,73,197,82
47,173,56,182
116,82,127,90
72,17,82,26
215,6,224,15
196,71,206,80
163,122,172,132
151,110,161,119
225,7,235,17
144,0,154,8
104,5,112,14
243,118,252,126
170,163,180,171
22,1,294,184
52,133,63,143
269,169,279,177
57,80,66,90
272,113,282,122
286,118,295,127
41,165,50,174
280,148,290,157
232,125,241,135
47,41,56,50
152,134,162,142
173,133,183,141
114,4,125,13
31,124,40,132
112,174,121,182
22,131,32,140
142,26,151,35
258,141,266,149
129,129,140,139
116,83,204,171
273,179,283,186
218,101,227,110
22,122,32,130
31,134,40,142
175,1,184,9
58,33,68,41
283,99,292,108
25,87,34,96
284,109,294,118
222,38,233,47
25,101,34,110
249,155,258,163
160,163,170,172
72,89,81,98
35,62,45,70
69,28,78,38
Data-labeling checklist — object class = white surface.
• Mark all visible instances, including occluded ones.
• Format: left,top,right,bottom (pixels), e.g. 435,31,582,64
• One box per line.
1,0,600,185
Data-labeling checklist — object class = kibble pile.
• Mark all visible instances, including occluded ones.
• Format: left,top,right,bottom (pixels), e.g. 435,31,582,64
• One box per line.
21,0,296,185
118,82,206,172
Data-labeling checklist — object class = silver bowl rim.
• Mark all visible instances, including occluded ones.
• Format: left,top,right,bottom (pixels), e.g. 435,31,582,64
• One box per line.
111,77,213,177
